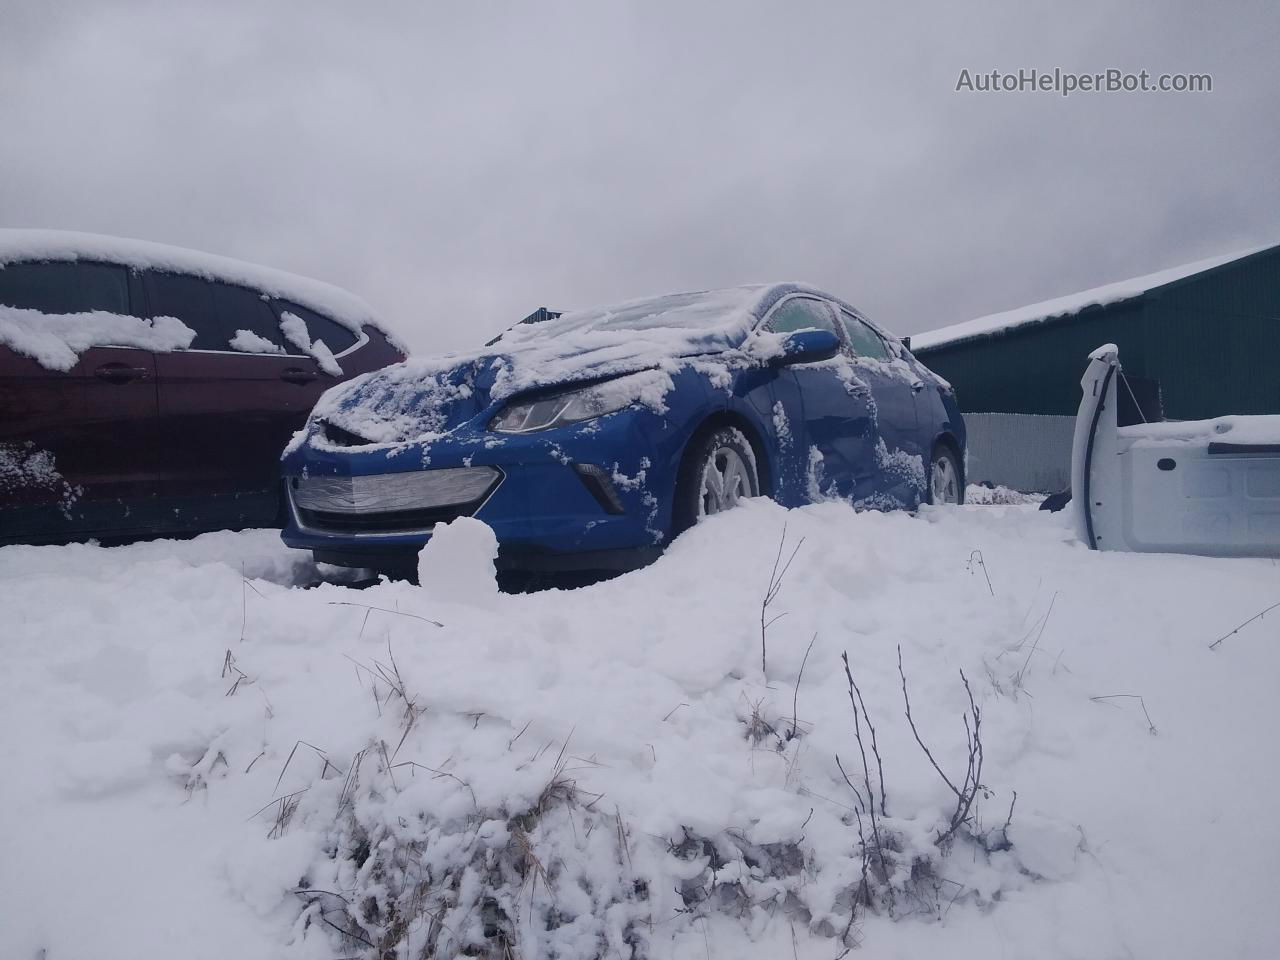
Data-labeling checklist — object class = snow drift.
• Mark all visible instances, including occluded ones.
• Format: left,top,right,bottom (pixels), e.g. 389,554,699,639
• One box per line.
1,502,1277,959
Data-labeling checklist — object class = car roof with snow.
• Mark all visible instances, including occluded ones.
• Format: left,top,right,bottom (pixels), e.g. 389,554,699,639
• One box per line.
912,242,1278,352
0,228,389,339
498,282,889,344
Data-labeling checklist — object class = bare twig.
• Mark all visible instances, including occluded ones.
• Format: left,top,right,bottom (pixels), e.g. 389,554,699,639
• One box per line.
378,739,398,792
1090,694,1158,735
335,748,367,816
1001,790,1018,846
898,647,961,799
274,739,341,794
1208,600,1280,650
328,601,444,628
898,645,984,845
966,550,994,596
789,634,817,741
851,803,871,916
1014,591,1058,686
760,524,805,676
392,759,479,810
662,703,690,722
838,650,890,909
507,719,532,750
841,652,888,818
834,754,867,814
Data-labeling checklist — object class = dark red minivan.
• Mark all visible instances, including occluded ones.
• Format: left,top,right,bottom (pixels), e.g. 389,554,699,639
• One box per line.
0,229,406,544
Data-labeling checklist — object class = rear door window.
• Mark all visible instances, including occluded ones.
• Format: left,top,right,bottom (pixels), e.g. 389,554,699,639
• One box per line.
213,282,286,352
839,311,893,361
273,300,359,354
0,260,130,314
143,271,224,350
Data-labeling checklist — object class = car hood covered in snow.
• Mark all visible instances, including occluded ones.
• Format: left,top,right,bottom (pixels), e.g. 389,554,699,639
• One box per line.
308,284,794,445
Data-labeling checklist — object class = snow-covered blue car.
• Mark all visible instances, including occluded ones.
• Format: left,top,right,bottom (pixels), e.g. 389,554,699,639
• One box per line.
280,284,965,573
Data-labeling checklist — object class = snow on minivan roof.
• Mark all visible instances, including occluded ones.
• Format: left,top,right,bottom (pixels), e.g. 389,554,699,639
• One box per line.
0,228,390,338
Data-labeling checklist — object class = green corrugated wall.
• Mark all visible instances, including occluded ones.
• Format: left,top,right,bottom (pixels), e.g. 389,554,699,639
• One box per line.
916,246,1280,420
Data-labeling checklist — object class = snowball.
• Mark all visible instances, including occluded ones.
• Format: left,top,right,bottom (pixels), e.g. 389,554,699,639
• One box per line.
416,516,499,606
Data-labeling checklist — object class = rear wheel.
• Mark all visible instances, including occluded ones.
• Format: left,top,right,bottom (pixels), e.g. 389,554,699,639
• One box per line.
674,427,760,530
928,443,963,505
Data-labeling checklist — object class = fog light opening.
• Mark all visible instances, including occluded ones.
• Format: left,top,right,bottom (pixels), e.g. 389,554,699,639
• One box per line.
572,463,626,515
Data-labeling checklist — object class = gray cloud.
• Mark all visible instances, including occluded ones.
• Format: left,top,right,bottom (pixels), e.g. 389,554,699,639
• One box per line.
2,0,1277,351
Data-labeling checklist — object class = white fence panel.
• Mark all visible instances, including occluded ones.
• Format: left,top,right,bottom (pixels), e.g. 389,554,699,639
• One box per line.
963,413,1075,493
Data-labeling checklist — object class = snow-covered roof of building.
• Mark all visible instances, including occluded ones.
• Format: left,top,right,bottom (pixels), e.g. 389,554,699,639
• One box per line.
912,243,1277,352
0,228,388,338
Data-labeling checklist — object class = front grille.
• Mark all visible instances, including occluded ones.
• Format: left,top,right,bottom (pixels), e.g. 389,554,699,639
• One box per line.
290,467,501,535
298,505,472,533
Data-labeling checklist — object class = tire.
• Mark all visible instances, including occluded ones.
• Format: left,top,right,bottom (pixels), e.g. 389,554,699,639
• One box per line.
927,442,964,505
673,426,761,531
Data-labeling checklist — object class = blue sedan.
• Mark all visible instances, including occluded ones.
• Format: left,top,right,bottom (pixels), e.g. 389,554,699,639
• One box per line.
279,284,965,573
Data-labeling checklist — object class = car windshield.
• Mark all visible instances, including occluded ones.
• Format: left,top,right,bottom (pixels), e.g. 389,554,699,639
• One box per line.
512,287,769,339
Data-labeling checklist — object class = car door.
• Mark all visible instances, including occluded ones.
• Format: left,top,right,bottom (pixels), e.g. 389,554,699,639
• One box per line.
836,309,927,506
214,286,338,521
763,296,877,502
145,270,335,531
0,259,159,542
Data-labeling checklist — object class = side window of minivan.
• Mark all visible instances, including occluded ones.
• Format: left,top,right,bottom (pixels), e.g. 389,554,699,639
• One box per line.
212,282,286,351
274,300,359,355
0,260,130,314
143,271,224,350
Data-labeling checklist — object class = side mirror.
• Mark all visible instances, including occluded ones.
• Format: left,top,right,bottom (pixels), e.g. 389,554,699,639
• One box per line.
901,336,912,352
773,328,840,366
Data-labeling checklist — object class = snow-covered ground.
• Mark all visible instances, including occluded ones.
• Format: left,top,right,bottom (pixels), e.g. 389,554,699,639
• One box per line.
2,502,1277,959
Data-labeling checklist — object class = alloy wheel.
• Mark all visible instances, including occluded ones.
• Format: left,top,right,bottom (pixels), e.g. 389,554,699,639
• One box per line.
698,446,753,517
931,453,960,505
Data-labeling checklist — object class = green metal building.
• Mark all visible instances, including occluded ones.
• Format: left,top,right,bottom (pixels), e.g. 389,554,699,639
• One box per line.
912,243,1280,421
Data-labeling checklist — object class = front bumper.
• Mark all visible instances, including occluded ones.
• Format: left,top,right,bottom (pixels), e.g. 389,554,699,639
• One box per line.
289,466,504,536
280,416,673,570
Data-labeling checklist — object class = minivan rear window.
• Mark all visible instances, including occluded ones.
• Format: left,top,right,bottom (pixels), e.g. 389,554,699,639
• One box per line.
144,271,224,350
213,282,286,350
274,300,359,354
0,260,130,315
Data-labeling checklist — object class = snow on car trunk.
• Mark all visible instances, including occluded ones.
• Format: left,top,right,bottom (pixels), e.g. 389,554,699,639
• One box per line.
1,504,1277,959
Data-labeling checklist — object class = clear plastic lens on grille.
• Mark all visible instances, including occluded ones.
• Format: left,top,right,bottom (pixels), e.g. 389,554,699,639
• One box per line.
490,385,631,434
291,467,499,515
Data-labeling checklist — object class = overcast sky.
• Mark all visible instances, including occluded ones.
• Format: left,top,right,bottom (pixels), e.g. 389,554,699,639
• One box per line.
2,0,1277,351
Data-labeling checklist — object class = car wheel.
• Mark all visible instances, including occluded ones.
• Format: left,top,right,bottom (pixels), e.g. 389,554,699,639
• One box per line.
928,443,963,505
675,426,760,529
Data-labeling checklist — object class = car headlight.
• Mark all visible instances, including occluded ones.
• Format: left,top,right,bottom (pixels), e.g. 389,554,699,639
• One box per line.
489,383,633,434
